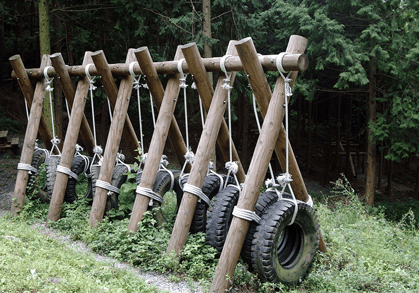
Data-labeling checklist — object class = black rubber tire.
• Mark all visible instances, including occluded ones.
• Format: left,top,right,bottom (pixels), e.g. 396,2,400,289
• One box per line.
251,200,320,284
64,155,92,203
241,190,280,268
106,164,129,211
27,149,47,190
174,174,233,233
91,164,129,211
205,185,241,254
136,170,173,207
90,164,101,200
45,155,61,203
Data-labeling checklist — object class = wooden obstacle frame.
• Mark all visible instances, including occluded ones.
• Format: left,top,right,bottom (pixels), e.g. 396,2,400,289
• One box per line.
10,34,326,292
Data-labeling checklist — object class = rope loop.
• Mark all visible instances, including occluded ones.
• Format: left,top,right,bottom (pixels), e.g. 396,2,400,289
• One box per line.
43,66,54,92
177,58,188,89
85,64,97,91
129,61,141,90
136,186,163,206
57,165,78,180
183,183,211,206
17,163,37,174
232,206,261,223
276,52,293,98
220,55,233,84
96,179,120,194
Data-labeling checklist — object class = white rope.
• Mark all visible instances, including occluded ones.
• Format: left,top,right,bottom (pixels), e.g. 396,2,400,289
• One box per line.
44,66,61,156
232,206,261,223
74,144,91,174
220,55,241,190
129,61,145,156
24,99,29,121
275,52,299,225
96,179,120,194
136,186,163,206
183,183,211,206
191,81,206,129
107,98,113,123
57,165,78,180
17,163,37,174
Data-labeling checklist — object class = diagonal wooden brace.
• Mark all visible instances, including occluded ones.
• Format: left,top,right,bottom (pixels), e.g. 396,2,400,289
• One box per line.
10,55,53,214
47,52,94,222
128,46,184,232
89,49,138,227
166,41,239,255
47,52,95,157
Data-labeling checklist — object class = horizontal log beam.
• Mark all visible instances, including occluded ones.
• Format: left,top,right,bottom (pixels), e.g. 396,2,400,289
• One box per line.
12,54,308,79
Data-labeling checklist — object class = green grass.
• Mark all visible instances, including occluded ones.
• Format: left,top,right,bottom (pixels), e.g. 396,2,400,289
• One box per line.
16,176,419,292
0,215,160,293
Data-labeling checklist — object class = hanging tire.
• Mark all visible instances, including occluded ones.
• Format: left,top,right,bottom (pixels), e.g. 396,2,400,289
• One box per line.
136,170,173,224
174,174,233,233
251,200,319,284
64,155,93,203
205,185,241,254
44,155,61,203
27,149,47,191
91,164,129,212
240,190,282,268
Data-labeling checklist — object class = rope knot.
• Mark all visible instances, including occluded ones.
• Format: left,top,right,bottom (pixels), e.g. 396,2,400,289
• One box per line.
225,161,238,174
277,173,293,187
160,155,169,167
179,79,188,89
191,82,197,89
93,145,103,155
141,153,148,165
75,144,83,153
184,150,195,165
45,82,54,92
265,178,275,189
117,152,125,162
222,79,232,90
133,80,141,90
89,79,97,91
51,137,60,146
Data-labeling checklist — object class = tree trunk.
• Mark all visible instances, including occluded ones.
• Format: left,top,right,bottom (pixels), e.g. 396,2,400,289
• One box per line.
385,159,393,197
321,97,333,186
366,56,377,206
53,9,63,149
415,165,419,200
332,95,341,170
202,0,215,170
345,97,352,178
0,14,4,87
377,142,383,189
39,0,52,131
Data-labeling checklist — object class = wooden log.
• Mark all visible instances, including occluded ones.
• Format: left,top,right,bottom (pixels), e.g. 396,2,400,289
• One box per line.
128,47,184,232
210,42,289,292
10,55,51,214
166,41,238,255
47,52,93,222
235,36,327,253
13,53,308,79
134,47,188,169
89,49,137,227
47,52,95,156
9,54,53,151
90,51,140,158
181,42,245,183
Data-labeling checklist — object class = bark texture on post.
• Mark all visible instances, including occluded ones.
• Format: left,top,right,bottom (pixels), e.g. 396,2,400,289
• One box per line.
10,55,51,214
89,49,137,227
166,41,238,255
47,52,93,222
128,47,184,232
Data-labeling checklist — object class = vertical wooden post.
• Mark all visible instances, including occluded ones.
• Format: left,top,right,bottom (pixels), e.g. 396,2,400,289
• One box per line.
89,49,137,227
235,36,326,253
128,47,184,232
134,47,188,169
47,52,95,156
90,51,140,159
9,54,53,151
47,52,93,222
166,41,238,255
181,42,245,182
10,55,51,214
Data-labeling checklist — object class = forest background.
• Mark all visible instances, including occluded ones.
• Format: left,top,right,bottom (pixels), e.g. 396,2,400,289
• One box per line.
1,0,419,208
